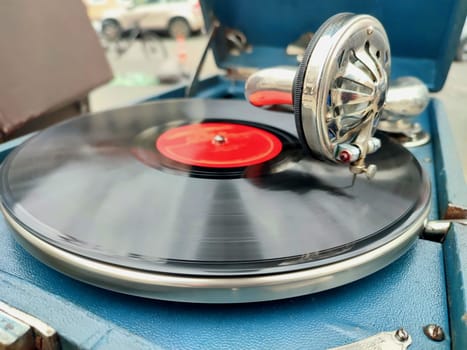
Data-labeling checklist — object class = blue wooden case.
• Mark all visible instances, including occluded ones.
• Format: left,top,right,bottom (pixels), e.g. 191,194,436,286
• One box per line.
0,1,466,349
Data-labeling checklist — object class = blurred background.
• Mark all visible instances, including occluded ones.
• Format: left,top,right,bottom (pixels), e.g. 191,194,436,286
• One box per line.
82,0,467,178
83,0,218,111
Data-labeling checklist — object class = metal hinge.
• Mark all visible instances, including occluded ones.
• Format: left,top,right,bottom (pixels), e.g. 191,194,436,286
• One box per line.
0,301,60,350
329,328,412,349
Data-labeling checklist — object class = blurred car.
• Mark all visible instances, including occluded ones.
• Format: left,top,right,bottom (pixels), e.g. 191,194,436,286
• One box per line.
456,17,467,61
101,0,203,39
82,0,133,23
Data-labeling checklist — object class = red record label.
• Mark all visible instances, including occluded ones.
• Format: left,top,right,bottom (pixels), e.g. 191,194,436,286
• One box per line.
156,122,283,168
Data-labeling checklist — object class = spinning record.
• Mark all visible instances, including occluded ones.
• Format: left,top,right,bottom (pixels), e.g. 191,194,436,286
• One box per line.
0,99,430,303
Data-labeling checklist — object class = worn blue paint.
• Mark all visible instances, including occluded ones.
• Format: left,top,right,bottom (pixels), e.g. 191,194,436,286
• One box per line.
444,224,467,350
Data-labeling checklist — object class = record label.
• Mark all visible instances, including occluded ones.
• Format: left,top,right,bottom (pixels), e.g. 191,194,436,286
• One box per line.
155,122,283,168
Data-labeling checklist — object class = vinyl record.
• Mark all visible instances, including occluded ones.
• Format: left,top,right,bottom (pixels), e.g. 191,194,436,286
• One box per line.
0,99,430,302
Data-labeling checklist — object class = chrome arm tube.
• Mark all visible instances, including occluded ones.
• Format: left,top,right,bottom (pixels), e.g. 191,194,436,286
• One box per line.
245,67,296,107
245,67,429,118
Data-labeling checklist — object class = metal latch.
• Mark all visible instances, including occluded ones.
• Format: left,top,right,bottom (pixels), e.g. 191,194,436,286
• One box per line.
0,301,60,350
422,219,467,242
329,328,412,349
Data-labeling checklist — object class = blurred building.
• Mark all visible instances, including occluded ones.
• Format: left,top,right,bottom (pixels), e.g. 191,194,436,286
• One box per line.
82,0,133,22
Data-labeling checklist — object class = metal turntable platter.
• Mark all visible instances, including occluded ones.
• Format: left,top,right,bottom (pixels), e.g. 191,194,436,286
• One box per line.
0,99,430,303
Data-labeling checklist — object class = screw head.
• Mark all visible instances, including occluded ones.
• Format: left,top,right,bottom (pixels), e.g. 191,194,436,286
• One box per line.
339,150,352,163
395,328,409,342
423,324,445,342
367,27,374,35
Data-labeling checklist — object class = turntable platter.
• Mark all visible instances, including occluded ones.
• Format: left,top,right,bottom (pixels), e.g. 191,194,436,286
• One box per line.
0,99,430,302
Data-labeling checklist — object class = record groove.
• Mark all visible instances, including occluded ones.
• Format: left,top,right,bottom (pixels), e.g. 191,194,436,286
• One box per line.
0,99,430,280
